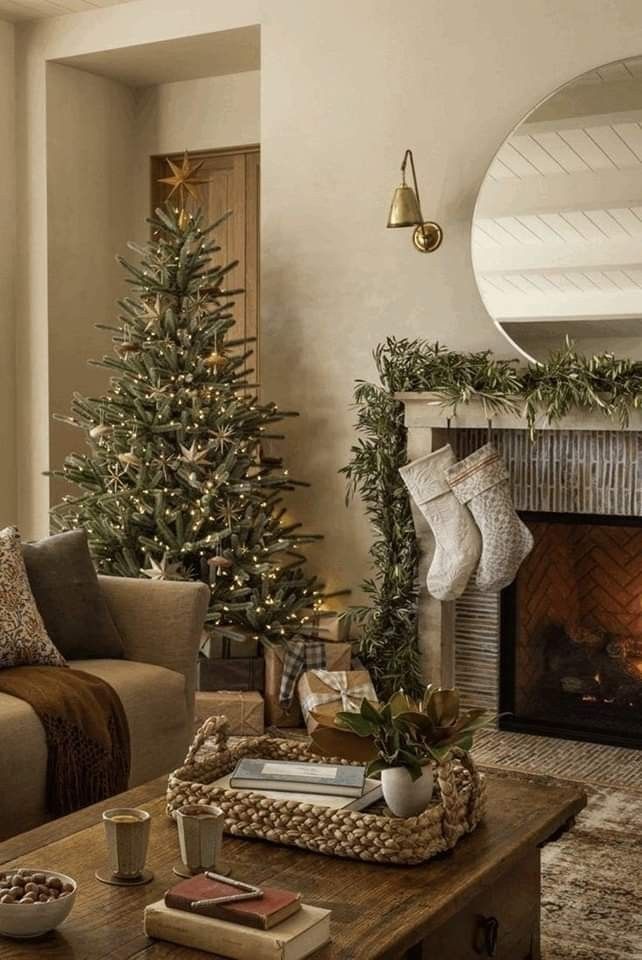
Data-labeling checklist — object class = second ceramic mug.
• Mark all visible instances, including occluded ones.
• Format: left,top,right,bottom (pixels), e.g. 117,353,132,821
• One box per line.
176,804,225,874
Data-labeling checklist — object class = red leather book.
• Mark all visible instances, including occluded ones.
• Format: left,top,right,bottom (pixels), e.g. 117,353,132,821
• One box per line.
164,876,302,931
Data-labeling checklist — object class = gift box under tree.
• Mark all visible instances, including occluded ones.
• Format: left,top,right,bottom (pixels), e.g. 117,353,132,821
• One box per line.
302,609,352,644
264,639,352,728
198,625,264,692
194,690,264,737
297,668,377,734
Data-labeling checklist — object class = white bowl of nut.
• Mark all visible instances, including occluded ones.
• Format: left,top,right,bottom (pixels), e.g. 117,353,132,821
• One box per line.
0,869,77,938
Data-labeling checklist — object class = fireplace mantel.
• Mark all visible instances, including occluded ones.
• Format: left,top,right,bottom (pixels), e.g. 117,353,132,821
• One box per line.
395,392,642,434
396,391,642,696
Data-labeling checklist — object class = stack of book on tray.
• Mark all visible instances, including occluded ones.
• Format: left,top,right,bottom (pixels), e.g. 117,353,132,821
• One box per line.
224,756,383,812
145,759,381,959
145,873,330,960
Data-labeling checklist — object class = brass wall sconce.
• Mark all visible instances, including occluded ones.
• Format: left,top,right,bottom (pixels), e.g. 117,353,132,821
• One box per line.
387,149,443,253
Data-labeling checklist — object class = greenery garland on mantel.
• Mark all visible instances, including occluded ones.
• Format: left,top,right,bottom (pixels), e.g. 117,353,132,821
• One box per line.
343,337,642,699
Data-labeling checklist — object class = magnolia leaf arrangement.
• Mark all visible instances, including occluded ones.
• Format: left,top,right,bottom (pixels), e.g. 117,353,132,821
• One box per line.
344,336,642,698
310,685,494,781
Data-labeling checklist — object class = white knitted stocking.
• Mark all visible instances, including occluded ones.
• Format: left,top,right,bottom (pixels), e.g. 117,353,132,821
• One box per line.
445,443,533,593
399,445,482,601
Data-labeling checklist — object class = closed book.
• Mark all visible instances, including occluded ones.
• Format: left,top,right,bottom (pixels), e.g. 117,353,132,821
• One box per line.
210,772,383,812
230,757,365,797
165,875,302,930
144,899,331,960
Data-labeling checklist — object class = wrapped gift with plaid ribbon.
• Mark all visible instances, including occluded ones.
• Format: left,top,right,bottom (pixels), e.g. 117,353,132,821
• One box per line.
264,639,352,727
297,668,377,734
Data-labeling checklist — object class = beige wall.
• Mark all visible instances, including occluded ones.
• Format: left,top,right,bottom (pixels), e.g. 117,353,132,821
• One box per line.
136,71,260,155
46,63,137,504
132,70,260,239
13,0,642,598
14,1,262,538
258,0,642,601
0,20,15,528
45,64,259,507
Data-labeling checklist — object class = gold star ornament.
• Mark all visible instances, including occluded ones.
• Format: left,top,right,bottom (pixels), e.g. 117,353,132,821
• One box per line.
158,151,207,206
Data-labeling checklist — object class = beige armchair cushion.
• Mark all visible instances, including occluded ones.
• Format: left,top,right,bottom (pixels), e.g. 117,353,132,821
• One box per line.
0,690,48,837
97,575,210,716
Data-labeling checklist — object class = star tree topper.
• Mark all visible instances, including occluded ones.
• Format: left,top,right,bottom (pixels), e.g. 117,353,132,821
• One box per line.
159,151,208,209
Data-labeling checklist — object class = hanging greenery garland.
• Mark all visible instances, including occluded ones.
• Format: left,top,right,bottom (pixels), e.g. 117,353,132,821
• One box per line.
343,338,642,698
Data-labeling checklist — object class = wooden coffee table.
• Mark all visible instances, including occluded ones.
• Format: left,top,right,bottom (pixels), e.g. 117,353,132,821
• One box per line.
0,770,585,960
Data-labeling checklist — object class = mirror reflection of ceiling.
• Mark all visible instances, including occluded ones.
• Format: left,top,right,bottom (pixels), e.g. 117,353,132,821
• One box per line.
472,56,642,362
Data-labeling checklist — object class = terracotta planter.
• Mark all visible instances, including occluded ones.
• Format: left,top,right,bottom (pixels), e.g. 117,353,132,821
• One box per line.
381,765,434,818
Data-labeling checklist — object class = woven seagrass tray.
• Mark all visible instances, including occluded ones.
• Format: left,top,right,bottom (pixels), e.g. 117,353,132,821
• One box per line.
166,716,486,866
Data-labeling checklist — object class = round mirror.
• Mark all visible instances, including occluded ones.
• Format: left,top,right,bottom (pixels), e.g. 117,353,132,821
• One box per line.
472,57,642,362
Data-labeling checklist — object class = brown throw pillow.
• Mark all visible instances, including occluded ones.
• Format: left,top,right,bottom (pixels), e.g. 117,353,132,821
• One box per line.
22,529,124,660
0,527,66,668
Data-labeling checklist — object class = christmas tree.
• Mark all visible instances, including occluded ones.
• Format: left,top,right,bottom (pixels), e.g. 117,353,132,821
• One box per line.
52,154,323,643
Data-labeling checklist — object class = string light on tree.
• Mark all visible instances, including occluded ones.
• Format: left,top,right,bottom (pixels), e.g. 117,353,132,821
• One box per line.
50,162,324,638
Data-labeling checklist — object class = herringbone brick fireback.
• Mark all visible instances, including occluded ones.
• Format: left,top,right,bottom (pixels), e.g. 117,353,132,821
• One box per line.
452,429,642,710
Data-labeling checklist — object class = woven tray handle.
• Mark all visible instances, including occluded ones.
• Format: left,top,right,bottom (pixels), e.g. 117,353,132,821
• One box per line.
184,715,230,766
457,749,484,829
436,749,481,840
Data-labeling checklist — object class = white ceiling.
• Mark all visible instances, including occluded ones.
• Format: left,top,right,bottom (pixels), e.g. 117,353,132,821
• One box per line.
55,25,260,86
0,0,137,21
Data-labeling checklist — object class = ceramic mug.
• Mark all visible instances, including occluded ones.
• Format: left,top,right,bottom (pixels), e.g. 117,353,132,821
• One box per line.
102,807,151,879
176,804,225,874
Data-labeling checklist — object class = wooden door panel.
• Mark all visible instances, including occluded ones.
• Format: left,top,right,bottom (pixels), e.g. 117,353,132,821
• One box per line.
245,150,260,381
151,147,259,377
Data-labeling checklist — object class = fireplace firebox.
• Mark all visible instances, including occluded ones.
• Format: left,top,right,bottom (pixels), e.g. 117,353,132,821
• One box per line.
500,512,642,749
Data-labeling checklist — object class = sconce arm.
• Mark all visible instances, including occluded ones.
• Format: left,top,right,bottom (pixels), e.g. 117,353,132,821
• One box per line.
401,148,426,236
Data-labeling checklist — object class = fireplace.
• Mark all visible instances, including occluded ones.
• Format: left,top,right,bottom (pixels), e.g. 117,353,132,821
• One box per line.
500,512,642,749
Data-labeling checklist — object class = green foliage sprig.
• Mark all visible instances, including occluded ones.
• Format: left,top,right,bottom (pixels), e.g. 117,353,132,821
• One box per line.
345,337,642,696
522,341,642,431
312,686,494,779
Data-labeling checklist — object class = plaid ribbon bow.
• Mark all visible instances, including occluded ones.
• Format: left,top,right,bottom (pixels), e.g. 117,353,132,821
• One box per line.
278,638,326,707
299,669,377,722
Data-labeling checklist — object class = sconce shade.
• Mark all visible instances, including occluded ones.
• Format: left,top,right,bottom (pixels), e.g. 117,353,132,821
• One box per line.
387,185,422,228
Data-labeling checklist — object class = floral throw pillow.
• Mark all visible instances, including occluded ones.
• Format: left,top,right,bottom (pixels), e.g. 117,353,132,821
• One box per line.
0,527,66,668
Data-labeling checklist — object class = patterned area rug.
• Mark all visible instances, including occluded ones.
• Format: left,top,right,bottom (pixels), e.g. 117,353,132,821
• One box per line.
473,729,642,960
536,782,642,960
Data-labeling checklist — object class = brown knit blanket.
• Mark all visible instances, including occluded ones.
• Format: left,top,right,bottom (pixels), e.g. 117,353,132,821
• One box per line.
0,666,130,817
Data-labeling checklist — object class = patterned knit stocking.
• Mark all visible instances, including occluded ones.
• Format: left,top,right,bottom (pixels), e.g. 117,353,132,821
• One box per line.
399,445,482,601
445,443,533,593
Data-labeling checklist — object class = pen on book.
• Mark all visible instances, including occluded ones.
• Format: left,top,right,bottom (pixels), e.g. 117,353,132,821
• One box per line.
204,872,263,893
190,873,265,909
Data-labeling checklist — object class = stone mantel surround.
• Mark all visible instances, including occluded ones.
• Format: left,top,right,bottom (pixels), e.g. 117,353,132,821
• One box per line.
396,392,642,699
397,392,642,437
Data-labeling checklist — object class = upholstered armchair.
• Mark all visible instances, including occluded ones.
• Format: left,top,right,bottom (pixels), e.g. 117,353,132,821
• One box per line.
0,576,209,839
